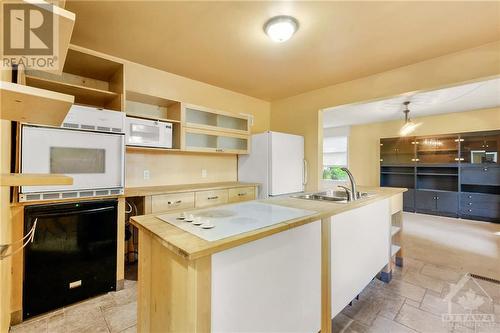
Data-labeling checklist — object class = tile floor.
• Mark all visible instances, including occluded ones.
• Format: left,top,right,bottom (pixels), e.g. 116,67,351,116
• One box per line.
10,213,500,333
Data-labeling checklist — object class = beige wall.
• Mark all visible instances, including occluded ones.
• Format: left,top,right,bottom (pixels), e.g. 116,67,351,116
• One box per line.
270,41,500,192
349,107,500,187
122,52,271,188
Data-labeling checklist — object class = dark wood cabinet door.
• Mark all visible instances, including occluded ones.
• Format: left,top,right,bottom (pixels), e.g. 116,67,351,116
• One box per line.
416,136,459,164
380,137,415,165
415,190,437,211
403,189,415,211
435,192,458,214
460,130,500,164
461,165,500,186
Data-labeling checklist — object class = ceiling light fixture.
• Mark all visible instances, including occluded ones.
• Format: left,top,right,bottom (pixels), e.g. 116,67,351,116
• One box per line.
399,101,421,136
264,16,299,43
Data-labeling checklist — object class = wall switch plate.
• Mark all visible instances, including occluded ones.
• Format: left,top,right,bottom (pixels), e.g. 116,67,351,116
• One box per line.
143,170,150,180
201,169,207,178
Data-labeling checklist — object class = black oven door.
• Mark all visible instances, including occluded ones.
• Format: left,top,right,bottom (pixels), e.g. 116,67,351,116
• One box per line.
23,200,117,319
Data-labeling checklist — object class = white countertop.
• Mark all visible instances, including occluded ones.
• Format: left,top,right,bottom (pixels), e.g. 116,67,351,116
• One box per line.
157,201,317,241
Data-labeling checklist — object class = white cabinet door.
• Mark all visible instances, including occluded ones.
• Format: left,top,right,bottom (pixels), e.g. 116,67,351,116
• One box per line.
330,199,391,318
211,221,321,333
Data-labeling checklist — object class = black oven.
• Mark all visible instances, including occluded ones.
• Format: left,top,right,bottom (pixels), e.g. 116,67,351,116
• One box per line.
23,200,117,319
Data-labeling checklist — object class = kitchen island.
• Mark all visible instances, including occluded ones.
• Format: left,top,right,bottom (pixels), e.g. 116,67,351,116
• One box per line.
130,186,405,333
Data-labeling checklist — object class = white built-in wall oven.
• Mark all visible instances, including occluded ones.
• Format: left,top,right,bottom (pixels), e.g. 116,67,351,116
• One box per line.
20,105,125,202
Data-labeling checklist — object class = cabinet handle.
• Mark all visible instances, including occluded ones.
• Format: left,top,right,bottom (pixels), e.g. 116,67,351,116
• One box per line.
216,148,224,152
484,168,488,171
208,196,219,200
380,159,384,162
237,193,247,196
468,209,472,212
468,202,472,206
167,200,182,205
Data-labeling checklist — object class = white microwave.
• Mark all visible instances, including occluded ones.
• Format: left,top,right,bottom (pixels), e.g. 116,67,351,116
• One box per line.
125,117,173,148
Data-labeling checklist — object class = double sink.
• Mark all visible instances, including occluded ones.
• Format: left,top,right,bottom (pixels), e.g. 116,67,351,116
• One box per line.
294,189,372,203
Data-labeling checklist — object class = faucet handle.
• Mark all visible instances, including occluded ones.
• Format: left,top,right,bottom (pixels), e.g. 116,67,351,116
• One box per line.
338,185,353,201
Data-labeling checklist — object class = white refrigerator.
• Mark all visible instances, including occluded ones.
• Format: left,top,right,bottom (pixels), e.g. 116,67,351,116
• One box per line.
238,131,306,199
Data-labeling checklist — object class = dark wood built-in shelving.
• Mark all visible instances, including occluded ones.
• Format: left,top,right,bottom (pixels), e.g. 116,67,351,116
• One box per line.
380,130,500,223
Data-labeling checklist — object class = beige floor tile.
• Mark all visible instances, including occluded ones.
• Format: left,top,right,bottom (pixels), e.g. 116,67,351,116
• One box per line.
49,309,110,333
367,315,417,333
103,301,137,333
421,264,463,283
384,279,427,302
420,290,465,317
119,325,137,333
405,298,421,308
9,317,48,333
403,271,445,293
332,313,369,333
396,303,452,333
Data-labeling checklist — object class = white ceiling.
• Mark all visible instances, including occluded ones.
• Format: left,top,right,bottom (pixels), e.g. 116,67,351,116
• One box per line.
322,78,500,128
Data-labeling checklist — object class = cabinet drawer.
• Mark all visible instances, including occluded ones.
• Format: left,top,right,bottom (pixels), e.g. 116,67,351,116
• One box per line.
460,192,500,204
151,192,195,213
195,189,228,208
461,166,500,186
460,203,500,219
228,186,256,203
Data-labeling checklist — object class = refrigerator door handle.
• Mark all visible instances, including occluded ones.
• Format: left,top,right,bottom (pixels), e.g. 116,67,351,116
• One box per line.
303,159,308,186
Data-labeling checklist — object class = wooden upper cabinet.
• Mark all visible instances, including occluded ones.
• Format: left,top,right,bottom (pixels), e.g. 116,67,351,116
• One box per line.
380,137,415,165
183,104,250,135
184,128,249,154
460,130,500,165
416,135,459,164
182,103,250,154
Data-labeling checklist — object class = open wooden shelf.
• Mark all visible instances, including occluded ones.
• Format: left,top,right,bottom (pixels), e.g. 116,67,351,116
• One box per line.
391,226,401,237
391,244,401,257
23,1,75,74
0,81,74,126
126,91,181,122
25,75,119,107
0,173,73,187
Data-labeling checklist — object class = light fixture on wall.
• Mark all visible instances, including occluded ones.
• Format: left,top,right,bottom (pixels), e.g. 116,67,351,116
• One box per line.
264,16,299,43
399,101,421,136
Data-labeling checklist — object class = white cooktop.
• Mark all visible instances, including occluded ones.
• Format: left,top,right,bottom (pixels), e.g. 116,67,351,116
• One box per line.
157,201,317,242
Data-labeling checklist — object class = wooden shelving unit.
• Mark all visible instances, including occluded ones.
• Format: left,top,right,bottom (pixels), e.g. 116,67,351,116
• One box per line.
0,174,72,187
0,81,74,126
25,46,125,111
125,91,183,150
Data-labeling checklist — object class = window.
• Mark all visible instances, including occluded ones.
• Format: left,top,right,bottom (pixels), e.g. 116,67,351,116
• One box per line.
323,128,349,181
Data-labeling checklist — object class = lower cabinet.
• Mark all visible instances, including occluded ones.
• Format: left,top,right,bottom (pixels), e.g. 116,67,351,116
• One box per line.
403,189,415,212
460,192,500,222
415,190,458,217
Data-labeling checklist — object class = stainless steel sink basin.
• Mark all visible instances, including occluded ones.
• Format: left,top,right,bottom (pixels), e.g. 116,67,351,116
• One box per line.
293,190,373,203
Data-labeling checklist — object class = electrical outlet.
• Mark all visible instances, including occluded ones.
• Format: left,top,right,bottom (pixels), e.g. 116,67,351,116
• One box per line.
201,169,207,178
143,170,150,180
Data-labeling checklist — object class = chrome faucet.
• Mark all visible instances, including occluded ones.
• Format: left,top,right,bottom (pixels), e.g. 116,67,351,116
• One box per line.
341,167,358,201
